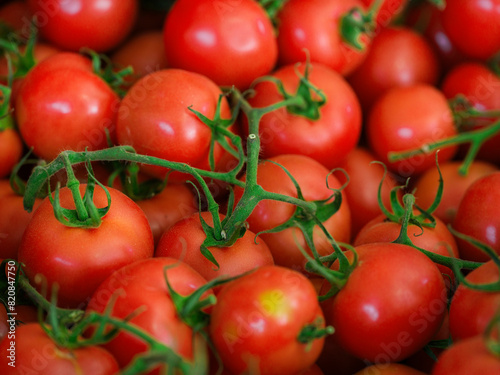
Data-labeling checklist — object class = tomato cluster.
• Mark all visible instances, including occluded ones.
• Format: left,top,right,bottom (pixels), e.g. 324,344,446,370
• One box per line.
1,0,500,374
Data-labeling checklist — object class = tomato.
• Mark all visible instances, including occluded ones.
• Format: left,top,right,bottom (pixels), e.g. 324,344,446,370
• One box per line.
241,62,362,169
366,84,457,178
111,30,168,85
27,0,138,53
116,68,232,182
452,171,500,262
412,160,499,225
209,265,326,375
155,211,274,286
15,52,119,162
440,0,500,61
431,335,500,375
17,184,154,308
440,62,500,165
163,0,277,90
0,304,37,342
348,26,439,113
361,0,408,29
321,243,447,363
0,323,119,374
448,260,500,341
0,127,23,180
354,363,427,375
0,0,32,35
86,257,212,373
276,0,369,76
334,146,399,239
233,154,351,274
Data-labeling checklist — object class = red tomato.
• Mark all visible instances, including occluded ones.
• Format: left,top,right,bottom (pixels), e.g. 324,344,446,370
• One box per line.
155,211,274,286
15,52,119,161
452,171,500,262
448,260,500,341
17,184,154,308
116,68,231,182
321,243,447,363
210,265,326,375
242,62,362,169
0,0,32,35
366,84,457,178
276,0,369,76
354,363,427,375
27,0,138,52
86,257,212,373
163,0,277,90
0,304,37,342
431,335,500,375
412,160,499,225
233,154,351,274
0,127,23,179
348,26,440,113
441,0,500,61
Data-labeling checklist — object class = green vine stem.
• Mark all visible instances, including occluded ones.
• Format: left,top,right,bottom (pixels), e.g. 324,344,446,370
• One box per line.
340,0,384,50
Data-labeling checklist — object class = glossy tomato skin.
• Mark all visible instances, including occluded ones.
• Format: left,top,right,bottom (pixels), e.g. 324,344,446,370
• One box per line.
15,52,119,161
448,260,500,342
242,62,362,170
441,0,500,61
210,265,326,375
0,323,120,374
27,0,138,52
17,184,154,309
234,154,351,274
86,257,212,372
431,335,500,375
163,0,277,90
155,211,274,286
348,26,440,113
116,69,231,182
366,84,457,178
276,0,369,76
452,171,500,262
321,243,447,364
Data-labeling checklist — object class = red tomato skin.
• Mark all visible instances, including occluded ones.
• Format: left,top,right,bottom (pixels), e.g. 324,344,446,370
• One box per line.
348,26,440,113
448,260,500,342
116,68,231,182
353,363,427,375
0,323,119,374
0,304,37,342
242,62,362,169
27,0,138,52
155,211,274,285
17,184,154,308
163,0,277,90
441,0,500,61
431,335,500,375
234,154,351,274
366,84,457,178
86,257,212,372
361,0,408,28
321,243,447,363
452,171,500,262
210,265,325,375
0,128,23,179
0,1,33,34
276,0,369,76
15,52,119,161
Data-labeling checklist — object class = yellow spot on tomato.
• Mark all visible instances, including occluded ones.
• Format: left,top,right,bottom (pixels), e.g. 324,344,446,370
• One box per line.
258,289,290,318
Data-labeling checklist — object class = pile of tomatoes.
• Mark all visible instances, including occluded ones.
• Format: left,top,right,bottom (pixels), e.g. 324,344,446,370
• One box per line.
1,0,500,374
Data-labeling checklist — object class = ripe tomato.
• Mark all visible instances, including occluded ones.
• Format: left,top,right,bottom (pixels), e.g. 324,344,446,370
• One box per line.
17,184,154,308
354,363,427,375
15,52,119,162
116,68,231,182
276,0,369,76
348,26,439,113
452,171,500,262
0,127,23,179
27,0,138,52
440,0,500,61
0,1,32,37
155,211,274,286
321,243,447,363
233,154,351,274
448,260,500,341
366,84,457,178
0,323,119,374
163,0,277,90
86,257,212,373
210,265,326,375
0,304,37,342
242,62,362,169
